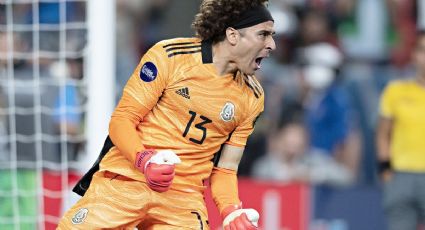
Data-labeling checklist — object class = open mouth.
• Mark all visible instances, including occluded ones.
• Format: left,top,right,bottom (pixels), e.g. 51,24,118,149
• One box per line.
255,57,263,69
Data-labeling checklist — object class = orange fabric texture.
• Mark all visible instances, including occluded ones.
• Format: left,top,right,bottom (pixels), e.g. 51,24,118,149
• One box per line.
57,171,209,229
210,167,241,214
103,37,264,192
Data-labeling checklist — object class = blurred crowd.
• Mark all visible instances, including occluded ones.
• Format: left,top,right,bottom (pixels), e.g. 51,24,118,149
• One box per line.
0,0,424,229
0,1,86,229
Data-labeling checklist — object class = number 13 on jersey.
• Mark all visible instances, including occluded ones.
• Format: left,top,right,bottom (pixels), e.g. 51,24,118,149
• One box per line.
182,110,212,145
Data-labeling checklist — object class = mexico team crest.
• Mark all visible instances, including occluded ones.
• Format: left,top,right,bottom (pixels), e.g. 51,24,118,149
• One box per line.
220,102,235,122
71,208,88,224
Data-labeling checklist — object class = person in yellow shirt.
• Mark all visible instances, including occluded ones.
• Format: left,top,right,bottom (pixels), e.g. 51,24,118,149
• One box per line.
376,31,425,230
58,0,276,229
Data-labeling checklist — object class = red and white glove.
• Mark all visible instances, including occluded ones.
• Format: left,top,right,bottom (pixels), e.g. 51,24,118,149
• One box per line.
222,205,259,230
134,149,181,192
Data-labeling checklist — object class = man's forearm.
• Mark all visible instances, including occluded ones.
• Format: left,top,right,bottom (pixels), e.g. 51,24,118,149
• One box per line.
210,167,241,213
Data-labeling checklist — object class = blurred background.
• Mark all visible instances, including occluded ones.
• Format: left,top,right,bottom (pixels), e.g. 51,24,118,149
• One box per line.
0,0,424,229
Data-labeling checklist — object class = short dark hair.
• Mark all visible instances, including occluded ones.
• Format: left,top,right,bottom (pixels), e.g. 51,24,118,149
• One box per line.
192,0,269,43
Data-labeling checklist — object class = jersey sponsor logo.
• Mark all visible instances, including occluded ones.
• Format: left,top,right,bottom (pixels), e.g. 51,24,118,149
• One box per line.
220,102,235,122
140,62,157,82
71,208,88,224
175,87,190,99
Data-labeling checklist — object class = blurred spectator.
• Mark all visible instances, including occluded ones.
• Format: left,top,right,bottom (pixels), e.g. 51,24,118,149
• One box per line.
0,31,38,230
291,42,362,222
252,119,353,186
51,58,84,164
298,42,361,182
0,1,87,228
40,58,85,230
252,121,311,183
298,9,337,46
376,31,425,230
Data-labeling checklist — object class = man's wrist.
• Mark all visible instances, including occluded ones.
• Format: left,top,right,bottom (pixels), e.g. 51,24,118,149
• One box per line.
135,149,156,173
221,205,260,228
221,204,242,220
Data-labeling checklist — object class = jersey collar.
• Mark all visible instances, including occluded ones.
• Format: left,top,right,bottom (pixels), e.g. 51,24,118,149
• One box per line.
201,40,213,64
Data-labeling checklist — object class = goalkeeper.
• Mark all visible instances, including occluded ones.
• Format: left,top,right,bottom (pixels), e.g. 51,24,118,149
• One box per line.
58,0,275,229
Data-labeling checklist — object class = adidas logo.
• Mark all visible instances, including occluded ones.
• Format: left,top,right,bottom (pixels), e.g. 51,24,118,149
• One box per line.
175,87,190,99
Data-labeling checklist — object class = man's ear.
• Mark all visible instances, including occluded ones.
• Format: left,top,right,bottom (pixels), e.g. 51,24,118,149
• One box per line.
225,27,239,46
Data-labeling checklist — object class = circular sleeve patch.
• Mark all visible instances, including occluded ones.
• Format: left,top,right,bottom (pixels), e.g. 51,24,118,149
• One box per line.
139,62,158,82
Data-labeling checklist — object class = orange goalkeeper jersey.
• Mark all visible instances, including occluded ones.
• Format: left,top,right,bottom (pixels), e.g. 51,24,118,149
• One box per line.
100,37,264,193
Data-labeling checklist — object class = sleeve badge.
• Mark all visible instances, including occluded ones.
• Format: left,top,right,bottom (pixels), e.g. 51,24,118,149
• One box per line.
139,62,158,82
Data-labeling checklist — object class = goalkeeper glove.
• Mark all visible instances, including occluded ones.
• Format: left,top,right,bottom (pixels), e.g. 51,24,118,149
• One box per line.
134,149,181,192
222,204,259,230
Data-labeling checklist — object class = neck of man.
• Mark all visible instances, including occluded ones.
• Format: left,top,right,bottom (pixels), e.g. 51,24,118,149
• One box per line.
211,41,238,76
